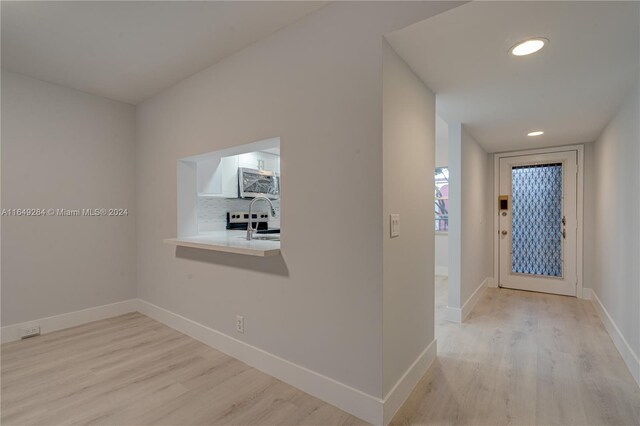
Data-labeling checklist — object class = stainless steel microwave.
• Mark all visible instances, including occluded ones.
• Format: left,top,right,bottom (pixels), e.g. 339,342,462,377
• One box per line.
238,167,280,200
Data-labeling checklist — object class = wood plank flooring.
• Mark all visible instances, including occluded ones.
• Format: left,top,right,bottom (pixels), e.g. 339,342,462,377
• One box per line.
391,276,640,425
1,313,364,426
2,278,639,425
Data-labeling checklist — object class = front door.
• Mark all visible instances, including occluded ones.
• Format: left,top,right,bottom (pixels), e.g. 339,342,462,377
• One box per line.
498,151,578,296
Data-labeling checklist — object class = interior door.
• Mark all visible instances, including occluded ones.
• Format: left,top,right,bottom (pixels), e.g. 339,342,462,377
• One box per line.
498,151,577,296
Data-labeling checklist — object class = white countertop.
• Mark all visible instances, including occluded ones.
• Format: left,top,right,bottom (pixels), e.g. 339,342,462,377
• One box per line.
164,231,280,257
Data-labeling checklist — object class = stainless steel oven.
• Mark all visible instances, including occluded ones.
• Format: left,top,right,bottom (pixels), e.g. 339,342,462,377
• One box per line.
238,168,279,199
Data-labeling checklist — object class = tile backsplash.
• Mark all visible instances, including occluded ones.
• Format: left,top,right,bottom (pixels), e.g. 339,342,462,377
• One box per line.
198,196,280,232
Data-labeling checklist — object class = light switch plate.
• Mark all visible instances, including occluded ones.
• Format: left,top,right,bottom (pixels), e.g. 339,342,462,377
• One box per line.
390,214,400,237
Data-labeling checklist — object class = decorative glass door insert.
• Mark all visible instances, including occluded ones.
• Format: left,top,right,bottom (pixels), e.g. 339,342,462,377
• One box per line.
498,151,577,296
511,163,563,277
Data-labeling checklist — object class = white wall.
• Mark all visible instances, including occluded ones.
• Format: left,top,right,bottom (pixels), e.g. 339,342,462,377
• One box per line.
447,124,462,309
460,127,493,305
1,70,136,325
382,40,435,396
135,1,458,404
448,124,493,312
435,114,449,166
435,235,449,275
435,114,449,275
583,142,596,299
591,80,640,359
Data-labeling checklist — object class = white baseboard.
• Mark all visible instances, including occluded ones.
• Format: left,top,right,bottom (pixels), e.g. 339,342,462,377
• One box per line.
486,276,497,288
382,339,436,425
435,266,448,276
1,298,439,425
445,277,489,323
444,306,462,323
137,299,384,425
1,299,138,344
585,288,640,387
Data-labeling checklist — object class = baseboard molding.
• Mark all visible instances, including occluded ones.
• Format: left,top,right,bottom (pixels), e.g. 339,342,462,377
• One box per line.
444,306,462,323
486,276,497,288
137,299,384,425
1,299,138,344
435,266,448,276
584,288,640,387
445,277,489,323
382,339,437,425
1,298,439,424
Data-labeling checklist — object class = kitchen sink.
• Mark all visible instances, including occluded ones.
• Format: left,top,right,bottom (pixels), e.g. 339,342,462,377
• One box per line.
251,235,280,241
235,233,280,241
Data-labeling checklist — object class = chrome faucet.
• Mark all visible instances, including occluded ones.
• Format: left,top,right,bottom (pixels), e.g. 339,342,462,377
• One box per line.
246,196,276,240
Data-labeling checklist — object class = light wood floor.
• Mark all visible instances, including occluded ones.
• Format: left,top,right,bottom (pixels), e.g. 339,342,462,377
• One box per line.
391,276,640,425
1,313,364,426
2,279,639,426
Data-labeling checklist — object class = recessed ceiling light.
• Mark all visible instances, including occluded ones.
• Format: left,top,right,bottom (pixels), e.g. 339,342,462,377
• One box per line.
528,131,544,137
510,38,548,56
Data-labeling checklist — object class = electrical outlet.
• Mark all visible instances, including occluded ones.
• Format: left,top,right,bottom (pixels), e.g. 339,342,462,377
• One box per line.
390,214,400,237
20,324,40,339
236,315,244,334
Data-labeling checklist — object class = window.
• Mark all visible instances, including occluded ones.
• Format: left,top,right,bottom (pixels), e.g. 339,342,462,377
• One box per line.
435,167,449,232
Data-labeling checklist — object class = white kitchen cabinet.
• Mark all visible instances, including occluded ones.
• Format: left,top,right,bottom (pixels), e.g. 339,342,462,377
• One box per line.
219,155,239,198
237,151,279,172
197,150,279,198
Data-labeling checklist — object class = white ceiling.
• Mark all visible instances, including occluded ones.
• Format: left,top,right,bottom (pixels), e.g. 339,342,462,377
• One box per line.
386,1,639,153
1,1,327,105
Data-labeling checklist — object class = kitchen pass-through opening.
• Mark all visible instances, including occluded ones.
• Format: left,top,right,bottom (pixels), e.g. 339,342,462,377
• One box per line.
176,137,281,239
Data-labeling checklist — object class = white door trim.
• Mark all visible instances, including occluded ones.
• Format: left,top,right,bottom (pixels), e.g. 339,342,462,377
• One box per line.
493,144,584,298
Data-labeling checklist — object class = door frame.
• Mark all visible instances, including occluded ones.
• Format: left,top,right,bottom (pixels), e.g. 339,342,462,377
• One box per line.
493,144,585,298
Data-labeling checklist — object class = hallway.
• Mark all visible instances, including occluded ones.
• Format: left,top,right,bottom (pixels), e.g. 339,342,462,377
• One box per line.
392,276,640,425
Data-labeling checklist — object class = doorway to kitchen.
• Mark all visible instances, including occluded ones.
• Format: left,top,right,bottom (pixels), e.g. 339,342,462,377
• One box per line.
494,146,584,296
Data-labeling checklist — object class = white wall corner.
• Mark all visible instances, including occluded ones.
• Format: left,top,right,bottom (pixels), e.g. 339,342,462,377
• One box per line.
0,299,138,344
587,289,640,387
444,306,462,323
461,277,489,321
445,277,489,323
382,339,437,425
486,276,497,288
